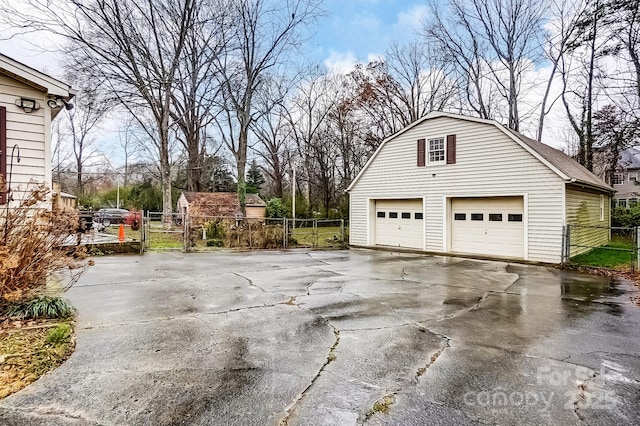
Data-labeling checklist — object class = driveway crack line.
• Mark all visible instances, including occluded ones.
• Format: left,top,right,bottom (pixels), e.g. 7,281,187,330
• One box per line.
361,326,451,425
0,405,106,426
437,292,491,322
279,324,340,426
572,370,598,422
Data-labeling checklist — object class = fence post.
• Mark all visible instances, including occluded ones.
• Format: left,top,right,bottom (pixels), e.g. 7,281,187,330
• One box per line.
145,210,150,250
314,219,318,248
140,210,145,254
283,218,287,249
182,214,189,253
561,225,566,264
631,226,640,272
341,219,345,246
248,220,252,249
564,224,571,263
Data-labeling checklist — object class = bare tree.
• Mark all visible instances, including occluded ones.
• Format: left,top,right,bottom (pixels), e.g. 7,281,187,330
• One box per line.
560,0,609,171
213,0,322,214
171,1,226,192
423,0,495,120
349,42,457,143
423,0,545,131
0,0,198,219
537,0,588,141
286,70,337,210
605,0,640,114
250,76,293,198
64,84,110,195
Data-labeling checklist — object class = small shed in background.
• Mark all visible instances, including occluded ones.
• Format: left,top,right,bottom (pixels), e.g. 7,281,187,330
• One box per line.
177,191,266,220
245,193,267,220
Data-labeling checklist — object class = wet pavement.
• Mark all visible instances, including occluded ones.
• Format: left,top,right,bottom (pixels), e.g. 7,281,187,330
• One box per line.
1,249,639,425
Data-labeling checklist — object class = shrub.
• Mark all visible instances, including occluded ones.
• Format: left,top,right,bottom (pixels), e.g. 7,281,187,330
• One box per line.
225,221,295,249
612,205,640,228
206,238,224,247
5,296,77,319
204,220,225,239
0,184,91,304
46,323,73,344
266,198,286,218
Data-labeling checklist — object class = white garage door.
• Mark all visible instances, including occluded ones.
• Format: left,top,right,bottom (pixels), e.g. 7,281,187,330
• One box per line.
375,199,424,249
451,197,524,258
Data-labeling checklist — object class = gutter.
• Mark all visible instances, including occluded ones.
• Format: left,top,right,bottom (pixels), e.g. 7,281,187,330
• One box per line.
568,178,615,193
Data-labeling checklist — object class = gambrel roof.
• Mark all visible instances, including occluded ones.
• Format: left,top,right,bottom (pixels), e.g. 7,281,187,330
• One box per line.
347,111,613,193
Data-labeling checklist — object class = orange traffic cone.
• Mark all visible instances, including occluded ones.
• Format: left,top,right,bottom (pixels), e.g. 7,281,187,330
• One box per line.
118,224,125,242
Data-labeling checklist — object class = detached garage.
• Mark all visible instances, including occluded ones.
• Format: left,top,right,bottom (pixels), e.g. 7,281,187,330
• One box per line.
348,112,613,264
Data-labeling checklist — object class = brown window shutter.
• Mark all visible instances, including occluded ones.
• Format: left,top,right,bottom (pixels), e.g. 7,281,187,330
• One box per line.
417,139,425,167
446,134,456,164
0,106,6,205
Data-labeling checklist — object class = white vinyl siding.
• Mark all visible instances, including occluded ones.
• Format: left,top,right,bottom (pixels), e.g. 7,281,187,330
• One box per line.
0,73,49,206
566,185,610,257
349,116,566,263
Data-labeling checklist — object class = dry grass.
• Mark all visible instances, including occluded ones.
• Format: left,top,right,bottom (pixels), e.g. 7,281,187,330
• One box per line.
0,319,75,399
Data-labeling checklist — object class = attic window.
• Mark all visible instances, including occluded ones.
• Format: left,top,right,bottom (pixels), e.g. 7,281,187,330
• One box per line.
428,138,445,163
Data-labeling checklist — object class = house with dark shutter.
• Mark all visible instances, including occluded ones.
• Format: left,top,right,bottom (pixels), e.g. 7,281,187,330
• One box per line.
0,53,74,208
609,147,640,207
347,111,614,263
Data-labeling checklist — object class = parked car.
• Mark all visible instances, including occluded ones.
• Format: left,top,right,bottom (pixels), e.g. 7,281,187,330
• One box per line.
123,211,142,231
93,208,130,227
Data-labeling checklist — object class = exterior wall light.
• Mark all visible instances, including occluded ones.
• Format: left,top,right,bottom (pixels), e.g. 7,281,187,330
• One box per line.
15,98,40,113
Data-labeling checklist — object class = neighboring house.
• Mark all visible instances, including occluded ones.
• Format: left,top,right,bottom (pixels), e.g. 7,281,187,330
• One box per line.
347,111,614,263
177,192,266,220
0,53,74,208
610,147,640,208
52,182,77,211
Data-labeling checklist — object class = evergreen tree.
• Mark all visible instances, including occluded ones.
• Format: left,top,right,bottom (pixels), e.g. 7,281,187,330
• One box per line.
246,160,265,194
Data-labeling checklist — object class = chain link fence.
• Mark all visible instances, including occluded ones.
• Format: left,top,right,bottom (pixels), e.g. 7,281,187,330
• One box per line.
141,213,347,252
563,224,639,271
143,212,184,251
74,210,143,252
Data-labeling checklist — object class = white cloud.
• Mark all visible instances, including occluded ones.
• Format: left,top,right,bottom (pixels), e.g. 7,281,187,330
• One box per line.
324,50,358,74
366,52,384,63
396,4,428,31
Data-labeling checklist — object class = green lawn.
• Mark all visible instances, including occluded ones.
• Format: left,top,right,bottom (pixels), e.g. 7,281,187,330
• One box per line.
102,225,141,240
570,237,636,269
292,226,346,247
147,232,183,249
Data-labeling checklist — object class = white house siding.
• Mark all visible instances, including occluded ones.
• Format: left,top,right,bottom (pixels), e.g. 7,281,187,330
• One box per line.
565,185,610,257
349,116,566,263
0,73,49,205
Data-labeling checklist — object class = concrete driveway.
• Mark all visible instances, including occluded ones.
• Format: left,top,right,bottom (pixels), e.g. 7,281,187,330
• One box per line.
1,249,639,425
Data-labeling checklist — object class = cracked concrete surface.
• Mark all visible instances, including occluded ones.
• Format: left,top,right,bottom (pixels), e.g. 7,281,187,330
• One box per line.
1,249,639,425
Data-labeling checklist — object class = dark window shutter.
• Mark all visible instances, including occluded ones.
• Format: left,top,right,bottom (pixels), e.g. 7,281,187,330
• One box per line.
0,107,6,205
417,139,425,167
446,134,456,164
